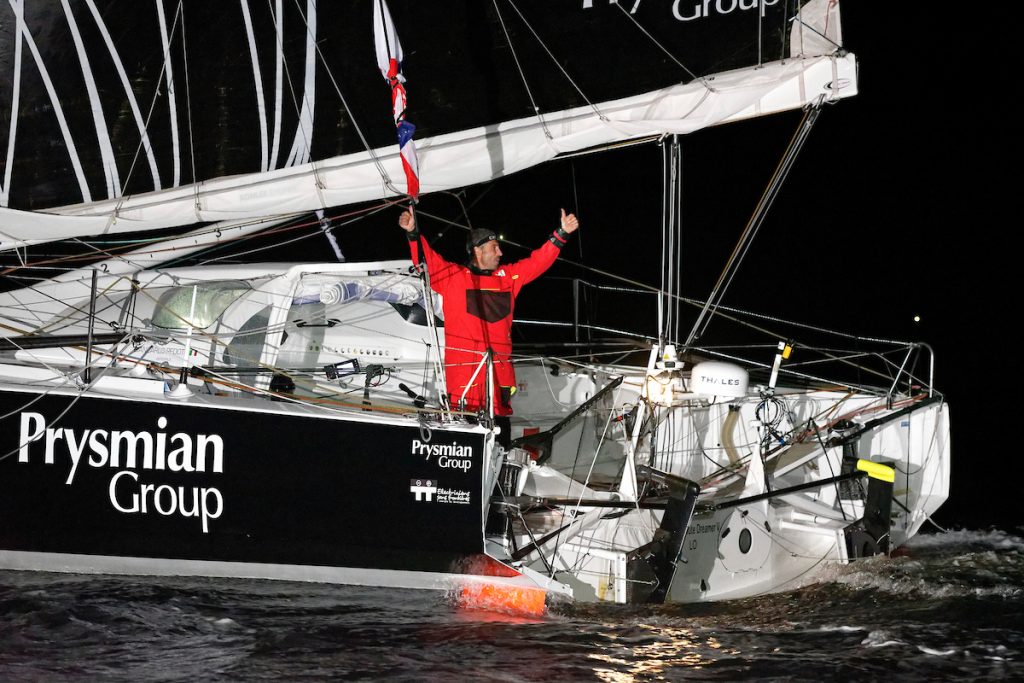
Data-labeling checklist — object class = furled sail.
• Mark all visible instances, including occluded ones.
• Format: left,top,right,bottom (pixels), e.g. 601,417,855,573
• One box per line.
0,0,852,248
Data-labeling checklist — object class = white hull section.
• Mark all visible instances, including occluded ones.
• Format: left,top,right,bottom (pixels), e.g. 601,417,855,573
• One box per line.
0,261,950,606
0,549,572,600
509,361,950,603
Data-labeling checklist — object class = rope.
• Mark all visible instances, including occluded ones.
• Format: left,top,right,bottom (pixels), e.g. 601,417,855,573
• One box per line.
610,1,704,83
194,203,392,265
0,381,84,466
545,384,621,579
491,0,553,141
180,3,200,220
282,0,331,204
409,210,915,391
502,0,608,122
409,193,915,350
104,1,185,218
685,100,824,348
300,3,399,196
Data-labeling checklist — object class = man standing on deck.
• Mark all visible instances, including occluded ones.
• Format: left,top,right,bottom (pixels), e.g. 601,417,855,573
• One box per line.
398,207,579,438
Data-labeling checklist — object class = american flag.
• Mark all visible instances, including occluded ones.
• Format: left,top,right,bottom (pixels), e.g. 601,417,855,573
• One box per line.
373,0,419,199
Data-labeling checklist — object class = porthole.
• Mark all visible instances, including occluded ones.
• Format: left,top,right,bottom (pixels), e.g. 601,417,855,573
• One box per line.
739,528,752,554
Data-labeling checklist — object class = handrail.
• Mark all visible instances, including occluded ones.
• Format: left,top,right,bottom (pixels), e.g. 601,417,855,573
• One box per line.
509,374,624,464
458,349,491,413
885,342,937,404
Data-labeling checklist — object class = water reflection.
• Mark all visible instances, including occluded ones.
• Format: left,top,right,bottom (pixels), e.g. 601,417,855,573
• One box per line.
588,623,736,680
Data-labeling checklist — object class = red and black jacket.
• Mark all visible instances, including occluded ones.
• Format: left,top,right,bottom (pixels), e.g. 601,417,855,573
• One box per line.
408,229,569,415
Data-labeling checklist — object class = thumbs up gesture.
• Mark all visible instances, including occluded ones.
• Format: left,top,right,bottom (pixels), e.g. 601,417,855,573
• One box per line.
560,208,579,234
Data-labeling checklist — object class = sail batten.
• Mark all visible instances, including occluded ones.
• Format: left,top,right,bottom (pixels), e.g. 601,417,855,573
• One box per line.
240,0,270,175
10,0,93,204
82,0,162,193
60,0,121,200
287,0,317,168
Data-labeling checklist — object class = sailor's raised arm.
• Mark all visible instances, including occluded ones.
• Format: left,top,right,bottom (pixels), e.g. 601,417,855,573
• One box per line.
400,207,455,289
507,208,581,286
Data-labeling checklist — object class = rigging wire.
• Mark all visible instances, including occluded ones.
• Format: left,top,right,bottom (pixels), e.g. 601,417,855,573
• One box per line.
3,147,923,403
180,3,202,221
438,189,478,236
491,0,553,141
0,204,391,278
565,388,629,575
808,420,849,521
684,100,825,349
193,203,392,265
552,135,663,161
610,1,702,82
296,0,400,196
545,384,622,579
102,1,185,227
670,137,684,345
501,0,607,121
658,141,667,346
404,181,917,358
656,135,685,348
280,0,331,203
569,162,583,260
0,382,85,466
779,0,790,62
1,223,923,398
45,270,465,418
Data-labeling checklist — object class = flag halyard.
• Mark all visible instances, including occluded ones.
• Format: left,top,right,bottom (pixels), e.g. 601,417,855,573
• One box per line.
373,1,419,200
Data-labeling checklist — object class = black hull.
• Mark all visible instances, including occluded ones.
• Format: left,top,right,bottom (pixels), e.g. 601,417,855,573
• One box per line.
0,387,489,583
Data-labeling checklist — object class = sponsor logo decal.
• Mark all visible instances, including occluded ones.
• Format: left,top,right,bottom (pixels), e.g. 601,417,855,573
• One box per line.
410,478,437,502
410,478,471,505
411,439,474,471
16,412,224,533
582,0,779,22
436,488,471,504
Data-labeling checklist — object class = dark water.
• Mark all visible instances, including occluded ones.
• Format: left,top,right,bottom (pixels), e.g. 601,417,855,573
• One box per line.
1,529,1021,681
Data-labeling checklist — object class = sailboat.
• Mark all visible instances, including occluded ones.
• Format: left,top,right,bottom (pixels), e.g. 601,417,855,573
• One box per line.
0,1,949,609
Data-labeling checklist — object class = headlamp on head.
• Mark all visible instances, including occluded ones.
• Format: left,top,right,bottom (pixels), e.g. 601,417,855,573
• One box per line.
467,228,498,254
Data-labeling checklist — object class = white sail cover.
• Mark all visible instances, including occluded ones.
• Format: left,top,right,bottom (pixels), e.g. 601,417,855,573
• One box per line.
0,54,855,248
